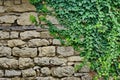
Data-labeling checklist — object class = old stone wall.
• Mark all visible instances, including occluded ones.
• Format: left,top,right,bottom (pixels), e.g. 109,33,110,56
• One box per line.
0,26,92,80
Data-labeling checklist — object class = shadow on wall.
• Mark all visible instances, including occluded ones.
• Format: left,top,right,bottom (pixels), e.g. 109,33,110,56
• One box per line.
0,0,38,26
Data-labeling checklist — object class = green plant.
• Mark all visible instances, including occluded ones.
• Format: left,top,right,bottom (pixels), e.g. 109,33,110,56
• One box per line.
30,0,120,79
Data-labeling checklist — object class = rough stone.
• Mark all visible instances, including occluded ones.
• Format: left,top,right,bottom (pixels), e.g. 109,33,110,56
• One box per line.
68,56,83,62
8,40,26,47
41,31,53,38
0,15,17,23
0,47,11,57
0,58,18,69
0,6,6,13
12,47,37,58
5,70,21,77
36,77,59,80
0,31,9,39
28,39,49,47
10,32,19,38
0,70,4,77
17,12,38,25
39,46,55,57
41,67,51,76
0,78,11,80
34,57,66,66
61,77,81,80
46,15,59,24
81,73,92,80
20,31,40,40
57,47,74,57
79,65,90,72
19,58,34,69
53,39,61,45
0,40,7,46
52,66,74,77
22,68,36,77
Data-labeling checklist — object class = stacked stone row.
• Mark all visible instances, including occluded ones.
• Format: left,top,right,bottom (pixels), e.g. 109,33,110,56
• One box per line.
0,29,92,80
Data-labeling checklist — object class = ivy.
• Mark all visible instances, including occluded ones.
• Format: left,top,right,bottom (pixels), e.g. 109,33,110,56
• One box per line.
29,0,120,79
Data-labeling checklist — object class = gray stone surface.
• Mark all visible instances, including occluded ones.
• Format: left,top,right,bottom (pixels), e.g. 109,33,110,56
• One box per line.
46,15,59,24
61,77,81,80
0,58,18,69
36,77,59,80
57,47,74,57
39,46,55,57
34,57,67,66
0,31,9,39
53,39,61,45
28,39,49,47
52,66,74,77
10,32,19,38
40,31,53,38
5,70,21,77
0,47,11,57
12,47,37,58
19,58,34,69
22,68,36,77
0,70,4,77
41,67,51,76
68,56,83,62
20,31,40,40
8,40,26,47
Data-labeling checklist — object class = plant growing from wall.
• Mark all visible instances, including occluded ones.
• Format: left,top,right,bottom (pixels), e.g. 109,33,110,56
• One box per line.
29,0,120,79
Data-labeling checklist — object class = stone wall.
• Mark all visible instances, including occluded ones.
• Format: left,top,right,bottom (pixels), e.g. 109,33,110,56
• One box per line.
0,0,37,26
0,26,92,80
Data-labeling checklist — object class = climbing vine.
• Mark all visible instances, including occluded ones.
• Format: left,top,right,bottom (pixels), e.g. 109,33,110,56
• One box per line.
29,0,120,79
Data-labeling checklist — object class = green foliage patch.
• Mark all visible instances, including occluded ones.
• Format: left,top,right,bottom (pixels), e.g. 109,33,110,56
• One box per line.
29,0,120,79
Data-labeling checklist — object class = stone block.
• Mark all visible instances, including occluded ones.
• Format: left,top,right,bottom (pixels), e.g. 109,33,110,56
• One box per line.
0,31,9,39
0,58,18,69
0,70,4,77
28,39,49,47
0,15,17,23
40,31,53,38
68,56,83,62
46,15,59,24
61,77,81,80
57,47,74,57
39,46,55,57
8,40,26,47
52,66,74,77
17,12,38,25
20,31,40,40
5,70,21,77
19,58,34,69
0,78,11,80
0,47,11,57
10,31,19,38
53,39,61,45
36,77,59,80
12,47,37,58
22,68,36,77
41,67,51,76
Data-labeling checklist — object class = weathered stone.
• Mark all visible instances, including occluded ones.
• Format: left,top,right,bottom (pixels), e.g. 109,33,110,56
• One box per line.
52,66,74,77
61,77,81,80
22,68,36,77
28,39,49,47
57,47,74,57
12,47,37,58
0,58,18,69
6,0,36,12
36,77,59,80
0,70,4,77
41,67,51,76
19,58,34,69
20,31,40,40
0,47,11,57
0,78,11,80
81,73,92,80
68,56,83,62
46,15,59,24
1,23,11,27
17,12,38,25
0,15,17,23
8,40,26,47
41,31,53,38
40,46,55,57
53,39,61,45
0,40,7,46
10,32,19,38
0,31,9,39
79,65,90,72
0,6,6,13
5,70,21,77
34,57,66,66
11,77,21,80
